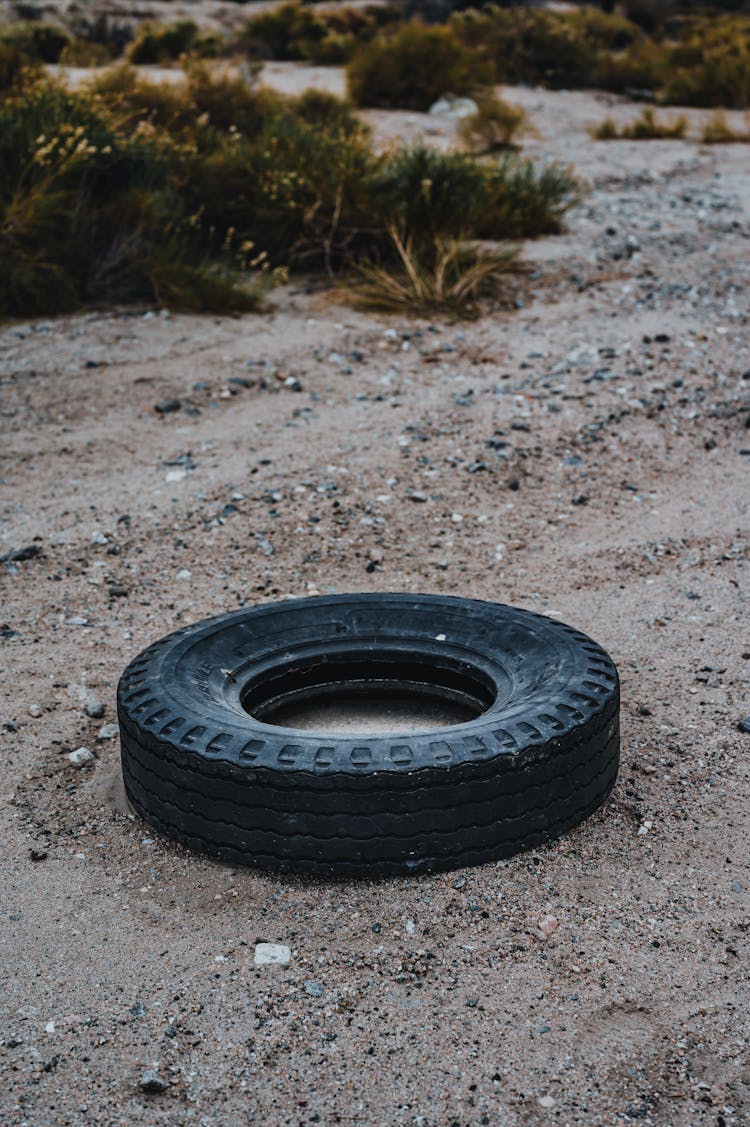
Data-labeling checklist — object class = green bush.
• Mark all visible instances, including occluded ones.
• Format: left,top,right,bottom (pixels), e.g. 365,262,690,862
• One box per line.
347,21,491,110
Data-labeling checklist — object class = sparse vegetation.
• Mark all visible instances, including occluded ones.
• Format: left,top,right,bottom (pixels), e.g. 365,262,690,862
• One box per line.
0,65,577,318
591,107,687,138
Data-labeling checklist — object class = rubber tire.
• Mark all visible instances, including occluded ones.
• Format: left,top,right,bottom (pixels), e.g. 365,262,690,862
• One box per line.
118,594,620,877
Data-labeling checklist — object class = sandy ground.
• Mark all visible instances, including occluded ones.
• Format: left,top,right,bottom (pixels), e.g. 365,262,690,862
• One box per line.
1,72,750,1127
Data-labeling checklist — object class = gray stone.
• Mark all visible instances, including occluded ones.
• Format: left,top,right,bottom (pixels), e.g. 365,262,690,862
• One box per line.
140,1069,169,1094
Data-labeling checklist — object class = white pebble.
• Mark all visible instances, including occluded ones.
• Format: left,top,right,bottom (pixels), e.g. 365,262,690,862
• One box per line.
254,942,291,966
68,747,95,767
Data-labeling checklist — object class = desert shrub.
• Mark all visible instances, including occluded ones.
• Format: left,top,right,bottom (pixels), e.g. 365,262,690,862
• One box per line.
87,65,190,128
458,93,525,152
1,21,70,63
347,21,491,110
451,7,643,89
370,145,578,245
660,16,750,107
59,40,116,67
701,109,750,141
185,111,378,268
0,40,41,92
473,158,580,238
290,87,363,131
126,21,220,65
0,76,264,315
236,3,396,65
591,40,663,94
86,63,278,142
591,107,687,137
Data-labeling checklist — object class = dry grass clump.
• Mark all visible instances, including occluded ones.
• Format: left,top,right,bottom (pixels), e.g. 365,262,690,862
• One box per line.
458,93,525,153
0,66,578,318
347,20,491,110
354,226,517,316
591,107,687,139
701,110,750,143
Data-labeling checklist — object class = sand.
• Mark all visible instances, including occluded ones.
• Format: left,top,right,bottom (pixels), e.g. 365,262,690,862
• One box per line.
1,67,749,1126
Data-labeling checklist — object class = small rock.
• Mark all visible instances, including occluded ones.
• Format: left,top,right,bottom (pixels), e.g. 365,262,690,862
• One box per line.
108,584,128,598
0,544,41,563
738,716,750,735
283,376,303,392
408,491,428,502
304,980,324,997
84,697,105,720
28,704,42,718
176,569,192,582
91,530,108,545
140,1069,169,1094
68,747,95,767
154,399,181,415
538,915,558,938
29,847,48,862
254,942,291,965
539,1095,556,1109
428,94,478,119
98,723,119,740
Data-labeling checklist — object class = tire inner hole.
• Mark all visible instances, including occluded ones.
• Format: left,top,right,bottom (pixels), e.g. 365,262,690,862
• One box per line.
240,654,496,735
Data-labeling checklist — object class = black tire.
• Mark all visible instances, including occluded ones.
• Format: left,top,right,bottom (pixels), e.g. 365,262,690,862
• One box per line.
117,594,620,877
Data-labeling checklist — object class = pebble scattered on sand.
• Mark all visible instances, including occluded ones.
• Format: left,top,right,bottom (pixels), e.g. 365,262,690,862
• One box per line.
254,943,291,966
68,747,95,767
